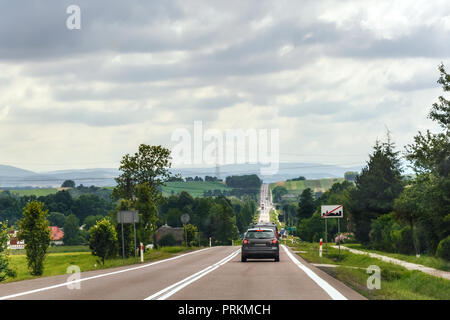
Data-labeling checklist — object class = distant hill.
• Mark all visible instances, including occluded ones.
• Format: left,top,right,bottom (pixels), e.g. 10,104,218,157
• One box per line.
0,162,363,187
171,162,362,183
0,165,36,177
0,166,119,188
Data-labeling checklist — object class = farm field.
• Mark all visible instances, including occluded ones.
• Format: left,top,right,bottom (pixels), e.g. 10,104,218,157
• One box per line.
2,181,233,199
161,181,232,197
270,178,345,199
8,188,60,197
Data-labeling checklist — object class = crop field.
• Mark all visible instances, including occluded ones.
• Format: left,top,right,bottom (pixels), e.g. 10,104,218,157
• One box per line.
161,181,232,197
3,182,233,199
270,178,345,198
8,188,60,197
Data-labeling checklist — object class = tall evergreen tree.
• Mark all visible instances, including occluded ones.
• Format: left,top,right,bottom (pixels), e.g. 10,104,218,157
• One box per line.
350,136,403,243
297,188,316,220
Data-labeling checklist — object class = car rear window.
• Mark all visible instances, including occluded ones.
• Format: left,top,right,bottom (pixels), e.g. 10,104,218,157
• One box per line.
246,230,274,239
254,225,276,231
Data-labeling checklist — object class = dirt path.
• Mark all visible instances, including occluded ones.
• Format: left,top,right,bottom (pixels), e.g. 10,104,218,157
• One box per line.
334,245,450,280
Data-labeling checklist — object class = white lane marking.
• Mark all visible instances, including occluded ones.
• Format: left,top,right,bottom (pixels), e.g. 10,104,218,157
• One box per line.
0,247,213,300
282,245,347,300
146,249,240,300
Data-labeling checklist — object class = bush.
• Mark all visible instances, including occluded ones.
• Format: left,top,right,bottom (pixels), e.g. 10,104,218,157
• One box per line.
436,236,450,261
369,213,396,252
297,214,323,242
391,226,415,255
0,221,16,281
158,233,177,247
88,218,118,264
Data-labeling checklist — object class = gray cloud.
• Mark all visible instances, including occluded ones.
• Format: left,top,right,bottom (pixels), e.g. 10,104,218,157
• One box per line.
0,0,449,170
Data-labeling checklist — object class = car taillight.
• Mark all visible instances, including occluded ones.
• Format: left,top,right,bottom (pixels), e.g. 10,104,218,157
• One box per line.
243,239,249,244
272,239,278,244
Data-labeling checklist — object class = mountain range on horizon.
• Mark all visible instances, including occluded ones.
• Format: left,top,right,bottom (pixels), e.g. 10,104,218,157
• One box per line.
0,162,364,188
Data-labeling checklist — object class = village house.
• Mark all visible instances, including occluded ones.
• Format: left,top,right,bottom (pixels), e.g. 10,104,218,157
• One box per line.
155,224,184,245
8,226,65,249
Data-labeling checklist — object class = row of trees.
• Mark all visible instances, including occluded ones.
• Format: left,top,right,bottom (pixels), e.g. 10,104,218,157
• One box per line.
0,190,114,226
288,64,450,259
159,191,256,242
166,175,223,182
0,200,120,276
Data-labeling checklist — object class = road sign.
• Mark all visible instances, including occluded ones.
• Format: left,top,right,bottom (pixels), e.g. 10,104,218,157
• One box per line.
181,213,190,225
321,205,343,218
117,210,139,223
117,210,139,262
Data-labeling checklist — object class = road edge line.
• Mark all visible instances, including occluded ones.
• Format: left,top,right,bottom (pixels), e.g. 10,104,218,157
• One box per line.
282,245,348,300
0,247,213,300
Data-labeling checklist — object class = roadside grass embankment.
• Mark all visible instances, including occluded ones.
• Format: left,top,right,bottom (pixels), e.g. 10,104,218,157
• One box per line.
270,208,284,230
283,240,450,300
4,246,200,283
343,243,450,272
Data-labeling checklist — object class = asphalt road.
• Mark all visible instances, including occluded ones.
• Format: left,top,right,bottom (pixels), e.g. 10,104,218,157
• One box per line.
0,245,364,300
0,184,365,300
258,183,272,223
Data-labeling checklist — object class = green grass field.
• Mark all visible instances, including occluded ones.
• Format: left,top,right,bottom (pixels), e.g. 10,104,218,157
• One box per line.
4,246,199,283
8,188,60,197
284,240,450,300
4,181,233,199
9,245,91,255
161,181,232,197
270,178,344,200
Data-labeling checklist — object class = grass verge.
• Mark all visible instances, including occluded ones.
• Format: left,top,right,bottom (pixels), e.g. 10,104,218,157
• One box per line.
283,240,450,300
3,246,200,283
270,208,284,230
343,243,450,272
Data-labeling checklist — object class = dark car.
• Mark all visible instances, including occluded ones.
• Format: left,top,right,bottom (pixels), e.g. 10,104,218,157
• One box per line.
241,228,279,262
252,223,279,239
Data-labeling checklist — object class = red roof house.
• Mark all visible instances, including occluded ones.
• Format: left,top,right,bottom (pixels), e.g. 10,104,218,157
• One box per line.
50,226,64,244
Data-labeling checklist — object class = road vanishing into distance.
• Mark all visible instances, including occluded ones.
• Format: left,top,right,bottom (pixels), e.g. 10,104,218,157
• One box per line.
0,184,365,300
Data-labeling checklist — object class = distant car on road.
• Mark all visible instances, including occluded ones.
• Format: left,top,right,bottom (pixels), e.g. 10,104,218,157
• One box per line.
241,228,279,262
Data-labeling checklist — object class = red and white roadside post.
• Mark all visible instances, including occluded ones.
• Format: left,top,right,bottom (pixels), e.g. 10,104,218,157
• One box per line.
140,242,144,263
319,238,323,257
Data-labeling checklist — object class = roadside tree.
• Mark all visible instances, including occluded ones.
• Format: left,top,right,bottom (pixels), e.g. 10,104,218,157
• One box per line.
18,201,51,275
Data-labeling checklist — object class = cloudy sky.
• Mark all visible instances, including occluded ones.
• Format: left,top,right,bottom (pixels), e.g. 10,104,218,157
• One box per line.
0,0,449,172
